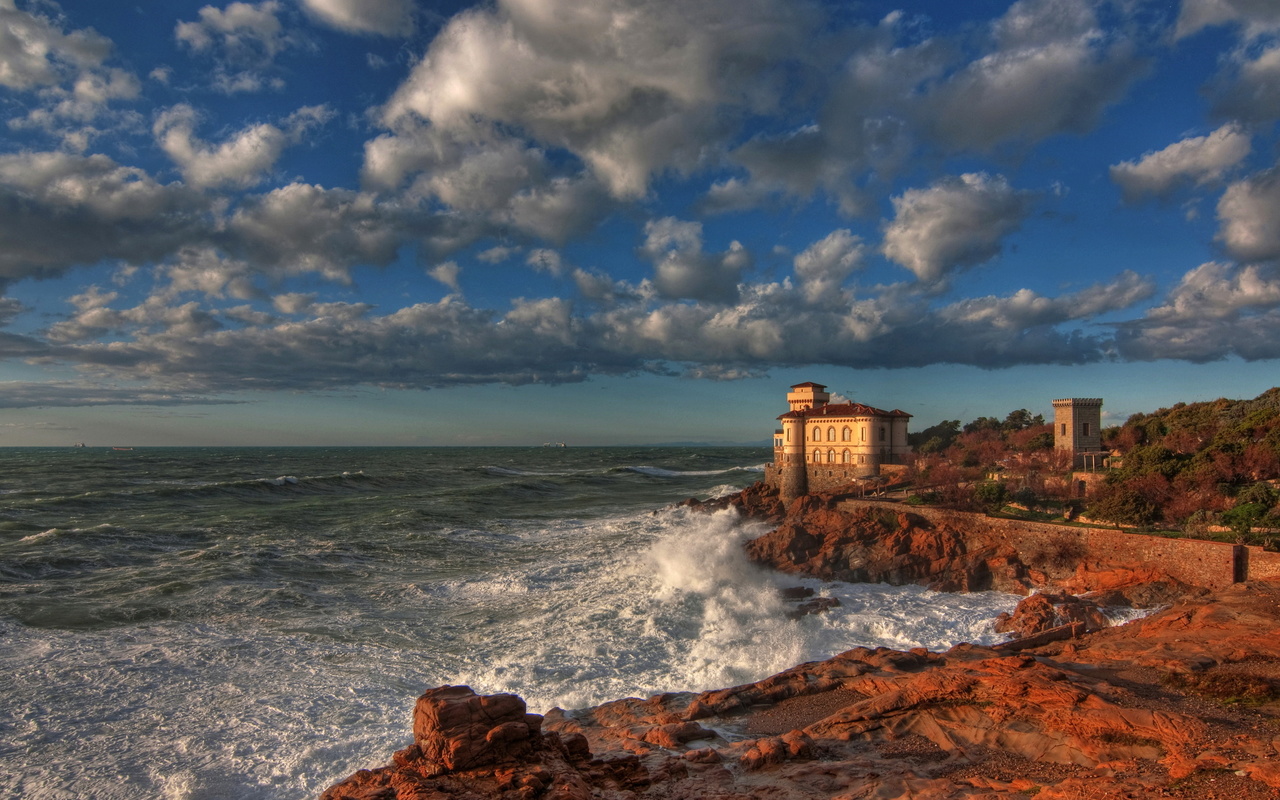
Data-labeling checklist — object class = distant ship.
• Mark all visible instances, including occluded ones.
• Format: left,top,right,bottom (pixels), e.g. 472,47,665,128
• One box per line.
542,442,567,447
72,442,87,448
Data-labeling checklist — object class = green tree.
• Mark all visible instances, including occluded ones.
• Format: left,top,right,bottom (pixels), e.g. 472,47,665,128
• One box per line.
1087,485,1161,528
1001,409,1044,431
973,481,1008,513
909,420,960,452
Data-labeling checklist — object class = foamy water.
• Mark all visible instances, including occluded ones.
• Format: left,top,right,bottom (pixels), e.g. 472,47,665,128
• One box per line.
0,447,1020,799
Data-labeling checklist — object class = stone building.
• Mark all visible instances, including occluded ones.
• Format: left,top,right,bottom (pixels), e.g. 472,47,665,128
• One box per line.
764,382,912,502
1053,397,1107,470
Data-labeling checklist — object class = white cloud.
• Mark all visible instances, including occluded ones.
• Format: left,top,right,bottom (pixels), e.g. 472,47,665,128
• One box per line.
428,261,460,291
154,105,285,189
155,246,260,301
881,173,1035,284
1110,124,1252,202
6,261,1171,401
0,1,142,146
0,151,212,284
792,229,865,304
525,249,566,277
1175,0,1280,40
942,271,1155,330
477,246,520,264
174,1,294,93
0,0,111,90
227,182,433,281
176,1,287,56
299,0,413,36
153,103,331,189
1209,42,1280,122
375,0,815,200
1116,261,1280,362
641,217,751,303
1217,165,1280,262
923,0,1146,152
272,292,315,315
1148,261,1280,320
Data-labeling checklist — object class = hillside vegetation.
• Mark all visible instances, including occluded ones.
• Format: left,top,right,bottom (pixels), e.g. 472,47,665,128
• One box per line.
906,389,1280,546
1089,388,1280,539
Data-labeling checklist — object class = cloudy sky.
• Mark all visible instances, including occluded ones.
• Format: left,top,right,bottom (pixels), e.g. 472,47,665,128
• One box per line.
1,0,1279,446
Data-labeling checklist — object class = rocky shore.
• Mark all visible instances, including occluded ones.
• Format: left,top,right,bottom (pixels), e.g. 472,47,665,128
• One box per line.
321,485,1280,800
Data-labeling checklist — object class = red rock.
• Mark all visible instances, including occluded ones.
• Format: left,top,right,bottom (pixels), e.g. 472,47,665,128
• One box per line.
412,685,538,773
321,484,1280,800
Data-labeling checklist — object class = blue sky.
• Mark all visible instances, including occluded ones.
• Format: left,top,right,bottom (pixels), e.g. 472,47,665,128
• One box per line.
2,0,1280,446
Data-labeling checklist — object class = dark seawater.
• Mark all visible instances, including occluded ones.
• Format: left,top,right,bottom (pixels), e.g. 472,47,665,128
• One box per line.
0,447,1019,799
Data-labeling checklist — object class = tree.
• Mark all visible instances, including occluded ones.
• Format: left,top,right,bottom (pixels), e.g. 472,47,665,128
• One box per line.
1002,409,1043,431
1087,485,1161,528
963,416,1002,434
909,420,960,452
974,481,1008,513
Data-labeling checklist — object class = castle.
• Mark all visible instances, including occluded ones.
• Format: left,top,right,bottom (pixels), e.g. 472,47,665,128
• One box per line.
1052,397,1107,470
763,382,912,502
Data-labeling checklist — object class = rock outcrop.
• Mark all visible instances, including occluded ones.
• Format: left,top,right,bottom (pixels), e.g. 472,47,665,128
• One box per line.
323,583,1280,799
321,485,1280,800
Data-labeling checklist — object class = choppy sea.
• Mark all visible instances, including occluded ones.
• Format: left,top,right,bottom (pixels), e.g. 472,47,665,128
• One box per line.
0,447,1021,799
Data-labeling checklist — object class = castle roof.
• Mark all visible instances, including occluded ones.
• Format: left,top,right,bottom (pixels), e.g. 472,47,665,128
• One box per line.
789,381,827,390
778,402,911,421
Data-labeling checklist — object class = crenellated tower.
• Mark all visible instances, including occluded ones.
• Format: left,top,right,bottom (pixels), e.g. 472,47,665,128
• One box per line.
1053,398,1103,469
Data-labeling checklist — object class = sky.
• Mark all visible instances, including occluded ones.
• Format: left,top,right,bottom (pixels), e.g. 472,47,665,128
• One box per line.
1,0,1280,446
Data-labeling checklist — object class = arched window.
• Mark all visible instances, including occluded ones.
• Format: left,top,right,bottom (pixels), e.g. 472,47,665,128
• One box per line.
842,426,851,442
813,451,822,463
827,449,836,463
827,426,836,442
813,427,822,442
841,450,850,463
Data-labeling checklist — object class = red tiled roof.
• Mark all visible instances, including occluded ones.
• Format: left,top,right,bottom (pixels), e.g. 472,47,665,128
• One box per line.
777,402,910,420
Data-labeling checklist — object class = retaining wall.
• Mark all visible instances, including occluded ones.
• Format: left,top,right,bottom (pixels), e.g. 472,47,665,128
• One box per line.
835,500,1275,589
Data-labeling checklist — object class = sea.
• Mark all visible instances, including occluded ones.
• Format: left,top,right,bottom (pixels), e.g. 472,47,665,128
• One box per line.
0,446,1023,800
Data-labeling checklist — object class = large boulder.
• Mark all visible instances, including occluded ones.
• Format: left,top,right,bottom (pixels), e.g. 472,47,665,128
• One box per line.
412,685,542,773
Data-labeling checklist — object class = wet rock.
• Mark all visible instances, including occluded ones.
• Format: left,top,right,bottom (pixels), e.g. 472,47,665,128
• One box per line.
787,596,841,620
412,685,537,773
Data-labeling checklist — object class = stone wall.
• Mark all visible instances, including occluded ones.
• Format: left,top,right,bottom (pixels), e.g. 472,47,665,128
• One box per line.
1244,546,1280,582
834,499,1276,589
764,463,891,495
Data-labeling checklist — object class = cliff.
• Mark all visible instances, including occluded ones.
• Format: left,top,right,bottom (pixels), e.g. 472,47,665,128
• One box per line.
320,486,1280,800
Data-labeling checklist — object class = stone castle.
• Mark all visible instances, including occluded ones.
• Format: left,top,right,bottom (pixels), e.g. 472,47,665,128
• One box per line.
1052,397,1107,469
764,383,1110,502
763,382,912,502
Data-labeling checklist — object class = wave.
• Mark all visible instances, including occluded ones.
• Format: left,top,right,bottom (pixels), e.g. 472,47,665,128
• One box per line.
620,465,761,478
481,466,574,478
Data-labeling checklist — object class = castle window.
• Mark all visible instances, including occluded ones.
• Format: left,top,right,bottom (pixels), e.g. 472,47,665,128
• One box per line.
1060,423,1067,436
842,426,851,441
1082,422,1091,436
813,452,821,463
813,428,821,442
842,450,850,463
858,455,865,464
827,426,835,442
827,449,835,463
879,426,886,442
861,426,866,442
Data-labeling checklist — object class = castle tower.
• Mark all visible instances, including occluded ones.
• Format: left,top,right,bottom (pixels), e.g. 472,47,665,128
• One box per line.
1053,398,1103,469
786,382,829,412
778,414,808,503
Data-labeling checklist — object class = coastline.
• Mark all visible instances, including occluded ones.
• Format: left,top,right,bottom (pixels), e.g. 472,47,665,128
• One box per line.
320,483,1280,799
